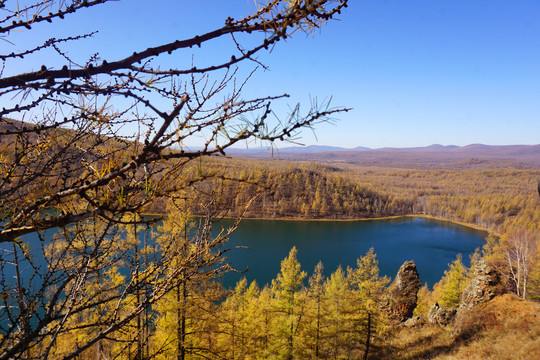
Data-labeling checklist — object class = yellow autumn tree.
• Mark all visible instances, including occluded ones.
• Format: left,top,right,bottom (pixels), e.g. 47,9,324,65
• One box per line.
270,247,307,359
433,254,468,308
347,248,391,360
0,1,350,357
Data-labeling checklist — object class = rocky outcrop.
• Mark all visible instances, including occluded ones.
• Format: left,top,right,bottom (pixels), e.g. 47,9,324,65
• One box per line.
383,260,422,322
451,259,509,337
428,302,456,326
426,260,508,328
457,259,507,313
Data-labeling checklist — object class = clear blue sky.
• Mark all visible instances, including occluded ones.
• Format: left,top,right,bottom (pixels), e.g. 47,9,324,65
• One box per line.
9,0,540,148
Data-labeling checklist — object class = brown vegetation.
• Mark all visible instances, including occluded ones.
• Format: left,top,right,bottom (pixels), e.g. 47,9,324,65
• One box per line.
171,159,410,220
382,294,540,360
245,144,540,169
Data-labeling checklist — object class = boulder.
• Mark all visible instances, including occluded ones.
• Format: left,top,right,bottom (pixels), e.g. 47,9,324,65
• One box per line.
383,260,422,322
428,302,456,326
404,315,424,328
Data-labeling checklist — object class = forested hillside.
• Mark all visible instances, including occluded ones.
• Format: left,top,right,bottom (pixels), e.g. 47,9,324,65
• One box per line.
43,241,540,360
342,166,540,233
165,157,540,305
172,160,411,220
159,157,540,234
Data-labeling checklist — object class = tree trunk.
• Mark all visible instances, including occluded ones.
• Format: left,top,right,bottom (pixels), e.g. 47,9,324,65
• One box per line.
363,312,372,360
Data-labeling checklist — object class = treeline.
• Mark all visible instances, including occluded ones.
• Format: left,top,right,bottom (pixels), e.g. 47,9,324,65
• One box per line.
44,232,524,360
149,158,540,300
343,167,540,233
173,159,540,300
159,160,413,219
167,158,540,235
17,205,538,359
47,246,391,360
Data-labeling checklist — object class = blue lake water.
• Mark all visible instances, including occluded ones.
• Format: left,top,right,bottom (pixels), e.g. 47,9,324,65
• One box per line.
218,216,487,288
5,216,487,291
0,216,485,332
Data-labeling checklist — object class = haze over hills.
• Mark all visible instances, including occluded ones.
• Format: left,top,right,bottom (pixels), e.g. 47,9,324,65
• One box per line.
3,118,538,170
226,143,540,169
225,144,371,154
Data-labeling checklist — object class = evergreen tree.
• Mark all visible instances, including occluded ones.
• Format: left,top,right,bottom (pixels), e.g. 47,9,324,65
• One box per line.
414,283,435,318
322,266,354,359
151,203,228,360
218,278,249,359
257,285,275,358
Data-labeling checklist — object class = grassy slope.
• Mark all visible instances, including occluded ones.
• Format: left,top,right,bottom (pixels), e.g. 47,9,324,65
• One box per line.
380,294,540,360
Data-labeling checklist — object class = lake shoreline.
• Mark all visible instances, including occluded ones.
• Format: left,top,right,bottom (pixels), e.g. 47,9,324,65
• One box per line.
220,213,488,289
145,211,494,236
211,214,493,235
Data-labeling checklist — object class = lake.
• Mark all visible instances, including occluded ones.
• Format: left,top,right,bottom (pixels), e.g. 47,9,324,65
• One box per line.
8,216,487,291
1,216,486,332
218,216,487,288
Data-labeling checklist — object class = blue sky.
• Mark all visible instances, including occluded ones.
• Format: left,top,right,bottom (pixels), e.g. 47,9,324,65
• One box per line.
8,0,540,148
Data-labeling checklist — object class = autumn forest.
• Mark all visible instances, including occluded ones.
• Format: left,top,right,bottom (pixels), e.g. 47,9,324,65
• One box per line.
1,0,540,359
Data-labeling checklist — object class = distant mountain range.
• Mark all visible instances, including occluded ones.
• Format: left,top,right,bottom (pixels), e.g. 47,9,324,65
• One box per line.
3,116,538,170
226,144,540,169
225,144,371,154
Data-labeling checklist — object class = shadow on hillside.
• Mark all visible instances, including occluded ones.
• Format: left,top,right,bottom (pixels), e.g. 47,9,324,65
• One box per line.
373,294,540,360
372,327,455,360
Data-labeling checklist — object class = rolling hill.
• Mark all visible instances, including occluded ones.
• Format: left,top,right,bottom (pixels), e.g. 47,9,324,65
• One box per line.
227,144,540,169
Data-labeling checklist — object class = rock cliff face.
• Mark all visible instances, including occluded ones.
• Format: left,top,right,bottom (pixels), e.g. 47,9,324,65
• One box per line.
383,260,422,322
403,315,424,328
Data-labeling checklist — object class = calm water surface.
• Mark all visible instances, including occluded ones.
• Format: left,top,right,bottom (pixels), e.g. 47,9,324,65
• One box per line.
11,216,487,290
219,217,486,288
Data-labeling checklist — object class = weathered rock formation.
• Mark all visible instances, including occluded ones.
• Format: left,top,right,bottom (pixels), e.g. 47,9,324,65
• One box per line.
457,259,507,313
451,259,509,337
427,259,509,329
383,260,422,322
428,302,456,326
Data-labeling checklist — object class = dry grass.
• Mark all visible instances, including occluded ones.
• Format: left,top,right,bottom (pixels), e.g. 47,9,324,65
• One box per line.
378,294,540,360
443,293,540,360
376,325,454,359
